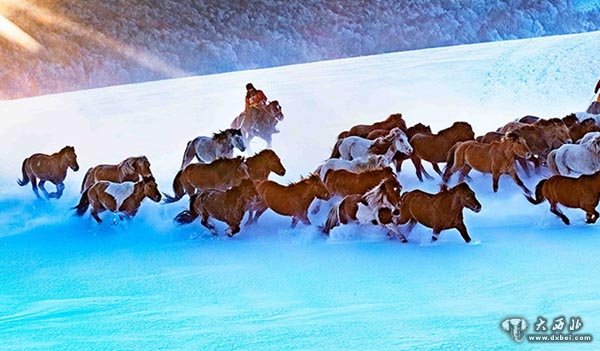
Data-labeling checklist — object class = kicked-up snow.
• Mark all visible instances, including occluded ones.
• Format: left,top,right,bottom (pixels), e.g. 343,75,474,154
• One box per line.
1,31,600,350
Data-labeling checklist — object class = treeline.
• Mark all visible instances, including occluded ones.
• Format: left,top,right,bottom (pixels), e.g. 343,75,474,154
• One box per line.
1,0,599,99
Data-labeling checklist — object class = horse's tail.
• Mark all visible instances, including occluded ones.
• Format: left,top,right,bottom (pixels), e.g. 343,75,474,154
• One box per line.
16,158,29,186
330,139,343,159
163,169,185,203
174,194,200,224
442,143,460,183
181,140,197,169
546,150,559,175
320,202,341,235
80,167,93,193
73,189,91,216
525,179,547,205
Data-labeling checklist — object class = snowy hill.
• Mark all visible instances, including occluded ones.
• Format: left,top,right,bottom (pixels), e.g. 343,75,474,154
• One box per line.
1,31,600,350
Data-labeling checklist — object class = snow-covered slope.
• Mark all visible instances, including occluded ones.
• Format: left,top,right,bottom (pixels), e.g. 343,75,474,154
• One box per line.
1,31,600,350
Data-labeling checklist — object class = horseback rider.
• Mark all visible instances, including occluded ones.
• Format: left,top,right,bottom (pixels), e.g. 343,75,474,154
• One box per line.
245,83,268,123
587,79,600,114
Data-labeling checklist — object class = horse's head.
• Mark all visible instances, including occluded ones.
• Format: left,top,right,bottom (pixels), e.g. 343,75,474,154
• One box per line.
307,173,330,200
142,176,162,203
389,128,413,155
503,132,532,159
268,101,284,121
228,128,246,152
537,119,571,147
134,156,153,178
380,177,403,208
454,182,481,213
387,113,406,130
263,149,286,176
562,113,579,128
61,146,79,171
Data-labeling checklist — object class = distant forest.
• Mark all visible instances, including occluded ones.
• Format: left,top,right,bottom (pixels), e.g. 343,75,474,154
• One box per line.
1,0,599,99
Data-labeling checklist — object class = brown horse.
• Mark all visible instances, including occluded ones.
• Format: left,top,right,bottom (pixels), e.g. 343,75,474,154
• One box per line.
443,132,532,194
517,115,578,127
476,131,533,177
245,149,286,180
163,156,249,203
311,167,399,214
231,101,284,148
569,118,600,142
174,179,258,237
397,182,481,243
74,176,161,223
81,156,153,193
337,113,406,139
18,146,79,199
409,121,475,181
250,174,330,227
525,172,600,225
321,178,403,239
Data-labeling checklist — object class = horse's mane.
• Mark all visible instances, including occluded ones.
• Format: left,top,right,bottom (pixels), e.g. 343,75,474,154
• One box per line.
363,179,394,207
213,128,241,140
440,121,471,136
368,134,395,153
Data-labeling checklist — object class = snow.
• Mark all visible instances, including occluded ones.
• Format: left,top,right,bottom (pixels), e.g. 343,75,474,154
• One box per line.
1,31,600,350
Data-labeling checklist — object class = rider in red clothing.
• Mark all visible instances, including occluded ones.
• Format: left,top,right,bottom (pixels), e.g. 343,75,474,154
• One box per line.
245,83,268,112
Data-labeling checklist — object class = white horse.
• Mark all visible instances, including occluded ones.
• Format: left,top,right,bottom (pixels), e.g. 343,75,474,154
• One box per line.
314,155,389,179
180,129,246,169
547,132,600,176
337,128,412,162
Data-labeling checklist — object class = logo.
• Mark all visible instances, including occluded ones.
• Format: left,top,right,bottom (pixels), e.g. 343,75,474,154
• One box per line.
501,317,528,342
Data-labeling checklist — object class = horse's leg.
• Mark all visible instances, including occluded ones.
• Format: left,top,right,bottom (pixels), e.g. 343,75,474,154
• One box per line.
30,177,41,199
410,156,425,182
263,134,273,149
38,180,51,199
532,156,542,174
458,165,472,182
431,228,442,243
291,217,299,228
517,157,531,178
492,172,500,192
397,218,416,242
226,223,241,237
54,182,65,199
310,200,321,215
91,207,103,223
251,202,268,225
200,212,218,235
583,204,600,224
549,202,570,225
508,169,531,195
455,222,472,243
431,163,443,176
300,213,311,226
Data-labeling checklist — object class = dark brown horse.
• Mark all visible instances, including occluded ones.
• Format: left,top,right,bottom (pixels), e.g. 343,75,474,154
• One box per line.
409,121,475,181
525,172,600,225
163,157,249,203
321,178,403,239
81,156,153,192
397,182,481,243
337,113,406,139
250,174,330,227
443,132,532,194
18,146,79,199
174,179,258,236
231,101,284,148
569,118,600,142
74,176,161,223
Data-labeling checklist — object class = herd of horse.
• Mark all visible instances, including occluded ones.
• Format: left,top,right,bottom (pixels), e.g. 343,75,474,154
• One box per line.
16,98,600,243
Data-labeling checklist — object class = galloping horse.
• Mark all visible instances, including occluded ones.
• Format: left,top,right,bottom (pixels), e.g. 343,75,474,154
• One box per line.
321,178,403,239
333,128,412,162
81,156,153,193
526,172,600,225
314,155,388,179
231,101,284,148
180,129,246,169
250,174,330,227
443,132,532,194
174,179,258,237
409,121,474,181
337,113,407,139
163,157,249,203
18,146,79,199
547,132,600,176
397,182,481,243
74,176,161,223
